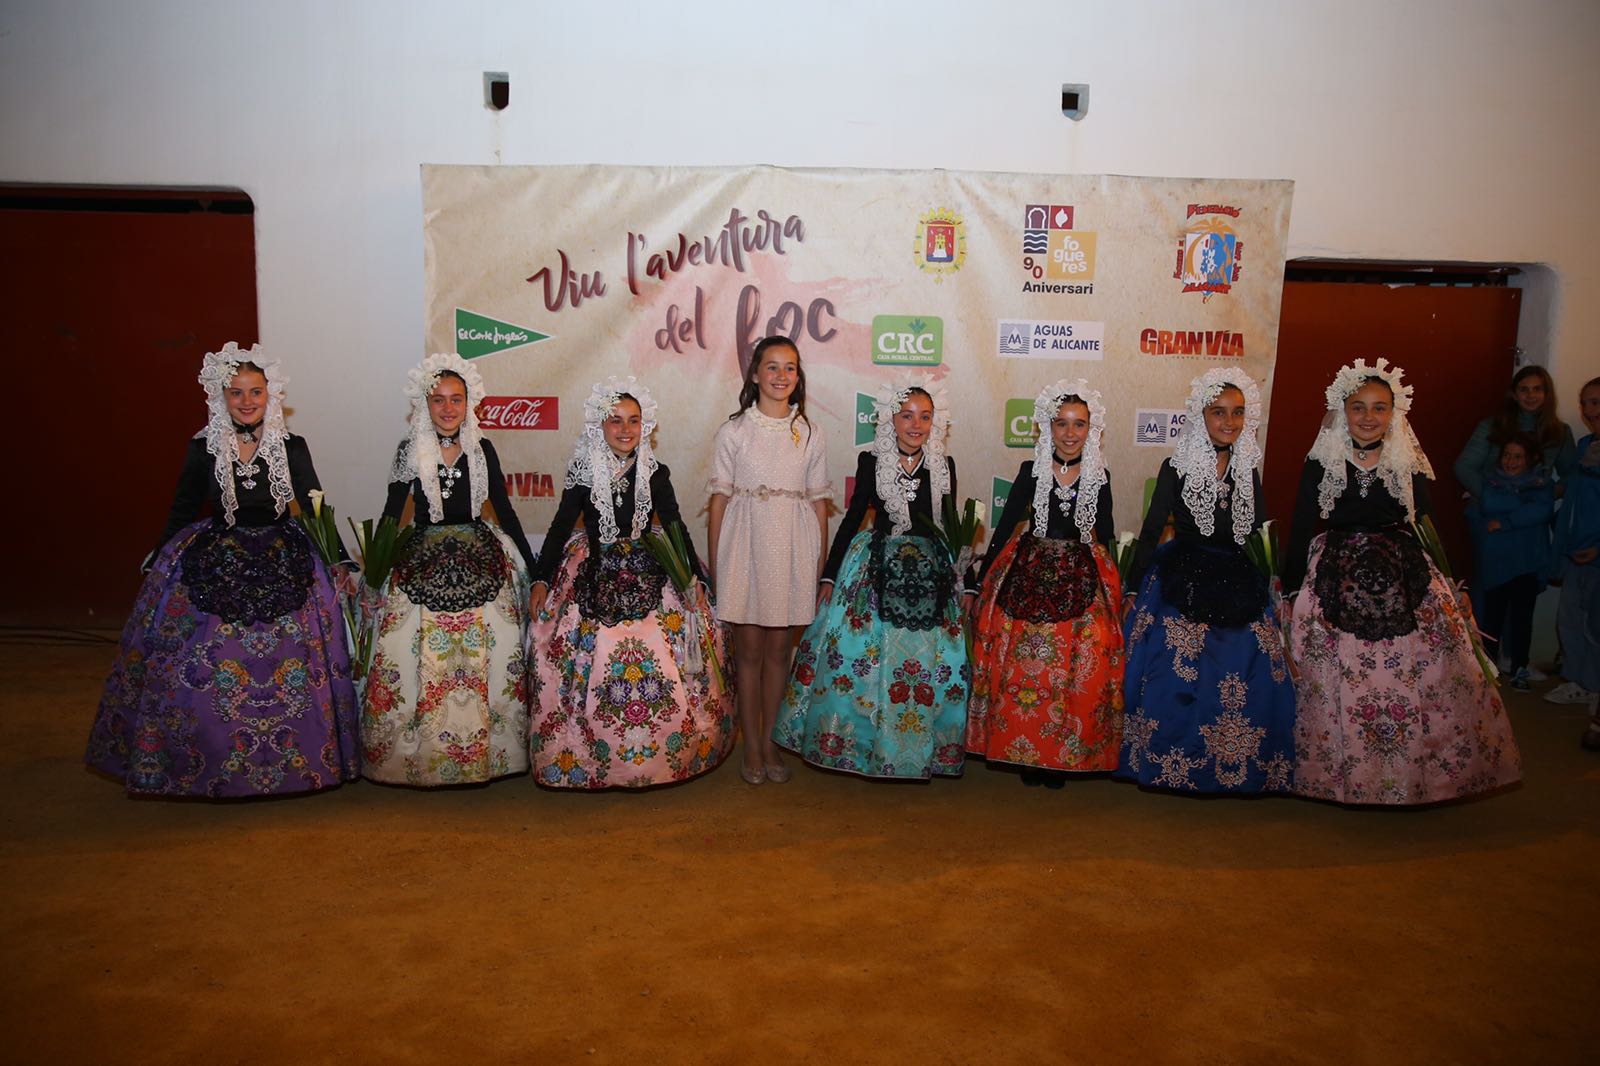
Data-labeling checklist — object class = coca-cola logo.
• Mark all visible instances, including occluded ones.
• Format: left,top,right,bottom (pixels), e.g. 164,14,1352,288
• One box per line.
479,396,559,430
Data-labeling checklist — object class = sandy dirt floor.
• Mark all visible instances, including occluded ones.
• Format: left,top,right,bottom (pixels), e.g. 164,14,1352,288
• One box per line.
2,638,1596,1065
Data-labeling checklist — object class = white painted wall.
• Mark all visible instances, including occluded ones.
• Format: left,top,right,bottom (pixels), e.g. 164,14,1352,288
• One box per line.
3,0,1598,513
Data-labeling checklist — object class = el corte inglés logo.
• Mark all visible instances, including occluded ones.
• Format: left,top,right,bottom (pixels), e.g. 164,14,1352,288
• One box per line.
455,308,552,359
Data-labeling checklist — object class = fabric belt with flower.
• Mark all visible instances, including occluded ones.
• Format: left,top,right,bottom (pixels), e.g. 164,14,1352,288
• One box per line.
732,485,807,501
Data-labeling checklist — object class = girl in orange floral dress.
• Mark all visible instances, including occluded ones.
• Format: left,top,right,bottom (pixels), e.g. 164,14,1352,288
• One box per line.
966,379,1123,787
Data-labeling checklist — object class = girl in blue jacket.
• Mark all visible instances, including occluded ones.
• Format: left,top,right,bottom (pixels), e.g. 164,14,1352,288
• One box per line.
1549,378,1600,748
1473,432,1555,690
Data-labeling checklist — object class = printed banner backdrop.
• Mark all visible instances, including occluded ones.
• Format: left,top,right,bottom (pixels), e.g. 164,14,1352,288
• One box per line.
422,165,1293,550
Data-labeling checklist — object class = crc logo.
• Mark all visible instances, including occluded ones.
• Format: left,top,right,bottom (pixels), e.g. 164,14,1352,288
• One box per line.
1004,398,1036,448
871,315,943,366
855,391,877,446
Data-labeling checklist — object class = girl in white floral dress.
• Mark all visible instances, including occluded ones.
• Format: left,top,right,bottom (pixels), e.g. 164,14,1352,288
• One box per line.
361,353,535,786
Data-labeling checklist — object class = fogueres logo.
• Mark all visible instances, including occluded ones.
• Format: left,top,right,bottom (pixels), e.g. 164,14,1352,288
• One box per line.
1020,203,1096,294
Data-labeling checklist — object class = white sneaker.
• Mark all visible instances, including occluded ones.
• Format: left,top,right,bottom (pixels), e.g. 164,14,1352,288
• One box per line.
1524,665,1549,683
1544,681,1598,705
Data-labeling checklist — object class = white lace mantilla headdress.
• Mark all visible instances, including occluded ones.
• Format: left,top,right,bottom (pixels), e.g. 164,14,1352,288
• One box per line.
1031,378,1106,545
196,342,292,527
1171,367,1263,544
1306,357,1434,520
871,373,952,536
564,376,660,544
389,352,489,523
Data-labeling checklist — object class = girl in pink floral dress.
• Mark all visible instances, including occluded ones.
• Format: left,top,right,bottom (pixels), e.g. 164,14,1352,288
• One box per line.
1284,359,1521,804
528,378,732,789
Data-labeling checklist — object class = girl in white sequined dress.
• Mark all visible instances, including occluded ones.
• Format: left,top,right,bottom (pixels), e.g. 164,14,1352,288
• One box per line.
707,337,832,784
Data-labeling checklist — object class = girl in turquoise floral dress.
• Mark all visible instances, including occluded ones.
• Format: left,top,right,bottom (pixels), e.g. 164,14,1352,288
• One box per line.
774,376,969,779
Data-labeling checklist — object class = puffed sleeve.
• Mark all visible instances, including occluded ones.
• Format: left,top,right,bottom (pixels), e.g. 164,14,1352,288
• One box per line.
948,456,959,510
481,440,536,574
150,437,213,564
804,417,832,501
821,451,875,583
1283,459,1326,593
286,435,351,563
381,439,412,522
651,464,706,583
1411,471,1435,522
708,419,737,497
532,481,588,586
1129,460,1178,586
1093,475,1115,549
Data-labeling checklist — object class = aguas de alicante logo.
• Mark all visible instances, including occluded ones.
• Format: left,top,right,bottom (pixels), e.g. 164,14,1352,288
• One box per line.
1174,203,1243,300
914,208,966,282
1020,203,1096,294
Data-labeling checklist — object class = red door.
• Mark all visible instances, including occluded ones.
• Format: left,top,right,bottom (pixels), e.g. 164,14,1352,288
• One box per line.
0,187,258,626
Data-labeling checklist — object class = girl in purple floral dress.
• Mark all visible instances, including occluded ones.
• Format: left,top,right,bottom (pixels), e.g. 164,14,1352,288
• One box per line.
86,344,360,797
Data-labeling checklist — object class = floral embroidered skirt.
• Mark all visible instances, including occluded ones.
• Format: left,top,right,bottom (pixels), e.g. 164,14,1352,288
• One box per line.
360,521,530,786
775,531,969,779
1116,540,1295,793
1289,530,1521,804
530,535,732,789
86,519,360,797
966,532,1124,771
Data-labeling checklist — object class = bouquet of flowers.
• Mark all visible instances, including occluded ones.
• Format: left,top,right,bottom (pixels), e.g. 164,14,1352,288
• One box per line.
1242,519,1296,678
1241,518,1281,584
293,490,361,670
344,514,417,677
1412,514,1499,685
1109,531,1138,593
916,495,987,580
916,496,987,658
640,521,726,692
